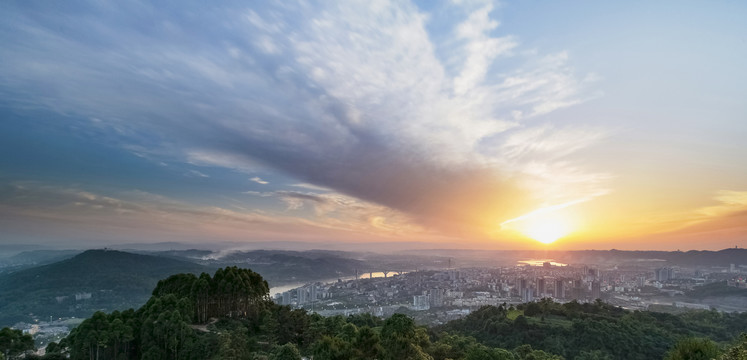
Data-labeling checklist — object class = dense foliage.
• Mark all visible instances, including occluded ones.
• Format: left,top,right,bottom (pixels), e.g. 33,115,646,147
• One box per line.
55,267,267,359
438,298,747,360
151,267,270,323
38,268,747,360
0,327,35,360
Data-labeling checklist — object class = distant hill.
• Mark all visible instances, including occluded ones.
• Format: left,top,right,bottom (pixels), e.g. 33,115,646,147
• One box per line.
0,249,81,268
201,249,367,286
558,248,747,266
0,249,210,326
0,248,375,326
138,249,215,261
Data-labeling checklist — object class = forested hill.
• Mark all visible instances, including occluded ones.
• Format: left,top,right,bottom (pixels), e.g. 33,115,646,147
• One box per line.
0,249,209,326
438,299,747,360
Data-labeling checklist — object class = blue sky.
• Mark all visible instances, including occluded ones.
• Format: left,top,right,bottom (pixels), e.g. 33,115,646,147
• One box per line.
1,1,745,250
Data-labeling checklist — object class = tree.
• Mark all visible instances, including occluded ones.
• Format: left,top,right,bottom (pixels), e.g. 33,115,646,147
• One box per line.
465,344,514,360
338,323,358,343
525,302,542,317
0,327,35,360
312,335,350,360
514,344,564,360
44,342,62,355
271,343,302,360
353,326,382,360
719,333,747,360
260,309,280,347
214,329,251,360
574,350,612,360
381,314,432,360
664,338,721,360
109,317,133,358
152,267,269,323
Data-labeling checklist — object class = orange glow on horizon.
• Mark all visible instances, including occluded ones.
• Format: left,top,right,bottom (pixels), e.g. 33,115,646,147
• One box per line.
524,219,570,244
501,207,577,245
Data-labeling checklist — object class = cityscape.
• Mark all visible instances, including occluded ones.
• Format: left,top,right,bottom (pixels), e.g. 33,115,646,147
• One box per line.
280,258,747,324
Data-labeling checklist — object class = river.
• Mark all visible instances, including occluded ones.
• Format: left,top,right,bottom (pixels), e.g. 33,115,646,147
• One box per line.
269,271,404,296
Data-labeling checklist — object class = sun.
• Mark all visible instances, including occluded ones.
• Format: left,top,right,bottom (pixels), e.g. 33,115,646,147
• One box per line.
523,218,570,244
501,209,575,245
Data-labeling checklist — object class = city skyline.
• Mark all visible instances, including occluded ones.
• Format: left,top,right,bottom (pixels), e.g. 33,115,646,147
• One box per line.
1,1,746,250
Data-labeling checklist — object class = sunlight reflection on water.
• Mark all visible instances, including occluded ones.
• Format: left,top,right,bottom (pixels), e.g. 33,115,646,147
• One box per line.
517,259,568,267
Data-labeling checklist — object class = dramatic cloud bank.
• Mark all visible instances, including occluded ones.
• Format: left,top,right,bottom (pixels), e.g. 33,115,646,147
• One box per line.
0,1,614,245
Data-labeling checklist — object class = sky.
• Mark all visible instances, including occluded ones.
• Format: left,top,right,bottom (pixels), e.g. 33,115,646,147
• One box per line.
1,0,746,251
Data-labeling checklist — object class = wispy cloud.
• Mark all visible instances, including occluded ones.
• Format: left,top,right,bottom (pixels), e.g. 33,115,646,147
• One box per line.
250,177,268,185
453,4,516,96
0,182,426,244
186,170,210,178
696,190,747,219
290,183,332,192
629,190,747,238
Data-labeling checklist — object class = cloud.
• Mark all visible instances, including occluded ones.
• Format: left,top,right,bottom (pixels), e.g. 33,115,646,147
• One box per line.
620,190,747,248
240,188,424,235
453,4,517,96
290,183,333,192
0,1,603,239
697,190,747,218
241,191,271,197
250,177,268,185
186,170,210,178
0,182,426,244
632,190,747,238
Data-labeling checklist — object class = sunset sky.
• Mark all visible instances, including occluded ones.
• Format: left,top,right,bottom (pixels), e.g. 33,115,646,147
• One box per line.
1,1,745,250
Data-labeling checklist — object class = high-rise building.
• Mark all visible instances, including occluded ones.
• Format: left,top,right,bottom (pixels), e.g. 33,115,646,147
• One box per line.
519,278,528,293
571,287,582,300
571,279,583,300
297,287,307,305
537,278,546,297
413,295,430,310
555,279,565,299
655,267,676,282
522,288,534,303
429,288,444,307
591,281,601,300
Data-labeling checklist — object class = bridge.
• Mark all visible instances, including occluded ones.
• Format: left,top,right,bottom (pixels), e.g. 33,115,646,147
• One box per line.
355,269,407,280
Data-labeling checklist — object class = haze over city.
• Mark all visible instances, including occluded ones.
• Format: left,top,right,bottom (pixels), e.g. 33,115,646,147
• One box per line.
1,0,746,251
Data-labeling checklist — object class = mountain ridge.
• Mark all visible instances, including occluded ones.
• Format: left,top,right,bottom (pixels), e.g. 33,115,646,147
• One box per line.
0,249,210,326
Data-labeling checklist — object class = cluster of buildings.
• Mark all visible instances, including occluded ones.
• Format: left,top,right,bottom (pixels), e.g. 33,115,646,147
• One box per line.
277,283,332,307
273,259,747,322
